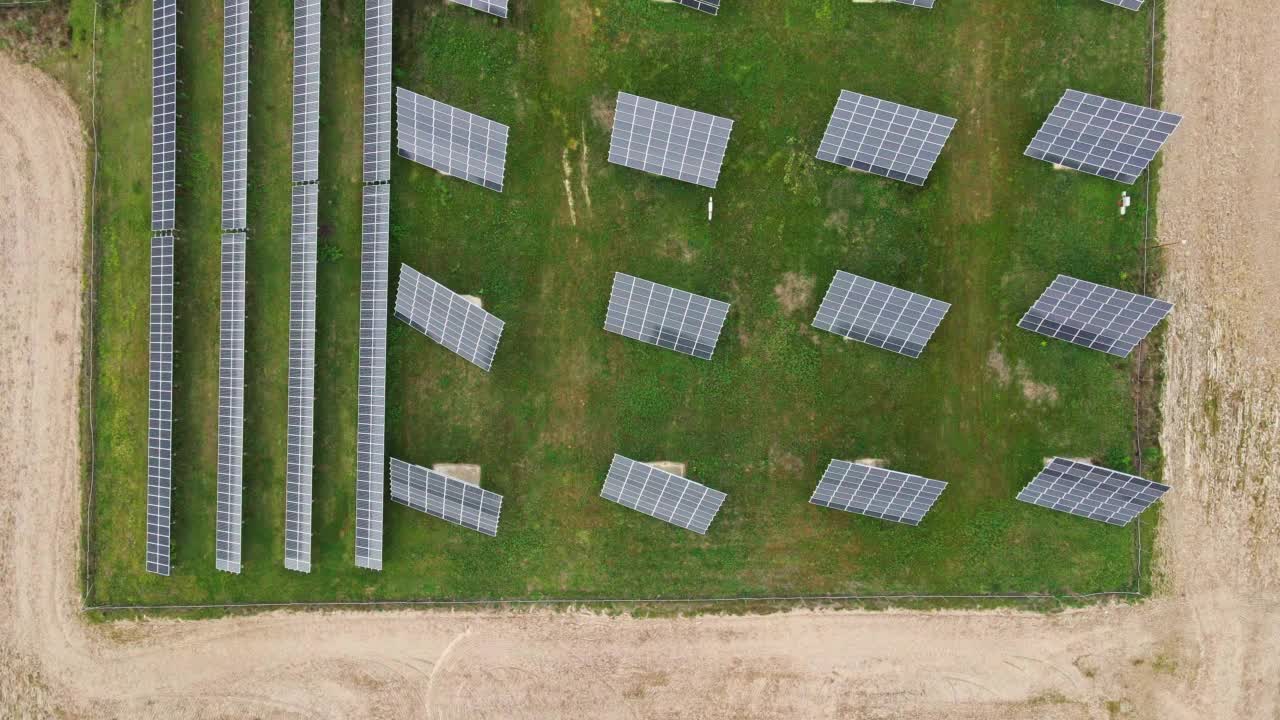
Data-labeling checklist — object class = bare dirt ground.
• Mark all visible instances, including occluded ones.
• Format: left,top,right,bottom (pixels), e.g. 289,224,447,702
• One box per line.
1,1,1278,716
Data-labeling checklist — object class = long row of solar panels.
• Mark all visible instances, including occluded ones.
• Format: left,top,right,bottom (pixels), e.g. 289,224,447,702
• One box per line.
362,0,392,183
292,0,321,183
214,232,246,573
151,0,176,233
221,0,249,231
355,184,390,570
284,185,319,572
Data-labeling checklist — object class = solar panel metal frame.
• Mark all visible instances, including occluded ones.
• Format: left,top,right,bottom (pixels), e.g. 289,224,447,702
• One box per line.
1017,457,1169,526
291,0,321,183
152,0,177,233
892,0,936,7
214,232,246,573
810,460,946,526
600,455,727,535
284,185,318,573
221,0,249,231
395,87,509,193
607,92,734,189
147,234,175,576
393,264,505,372
816,90,957,187
812,271,951,359
604,273,730,361
675,0,719,15
388,458,504,536
448,0,509,19
1024,89,1181,185
355,184,389,570
1099,0,1143,10
362,0,392,183
1018,274,1172,358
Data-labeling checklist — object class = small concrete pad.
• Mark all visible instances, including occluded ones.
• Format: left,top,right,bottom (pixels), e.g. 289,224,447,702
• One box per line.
855,458,886,468
648,461,687,477
460,295,483,308
434,463,482,486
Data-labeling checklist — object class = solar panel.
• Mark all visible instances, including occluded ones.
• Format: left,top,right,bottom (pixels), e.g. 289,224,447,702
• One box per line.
810,460,946,526
812,271,951,358
356,183,390,571
221,0,249,231
292,0,321,183
152,0,177,232
362,0,392,183
1017,457,1169,526
395,87,509,193
601,455,727,535
1100,0,1143,10
892,0,936,7
608,92,734,189
448,0,509,18
284,185,318,573
1018,274,1172,357
147,233,175,576
214,232,246,573
388,458,504,536
1024,89,1181,185
604,273,730,361
675,0,719,15
393,264,505,372
816,90,957,187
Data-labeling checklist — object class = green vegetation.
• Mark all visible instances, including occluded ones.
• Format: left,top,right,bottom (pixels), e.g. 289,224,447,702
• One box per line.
73,0,1161,606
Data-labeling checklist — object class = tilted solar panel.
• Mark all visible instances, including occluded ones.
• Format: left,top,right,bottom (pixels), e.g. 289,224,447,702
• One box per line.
816,90,957,187
1017,457,1169,526
284,185,318,573
604,273,730,361
892,0,936,7
292,0,321,183
448,0,509,19
215,232,246,573
1024,89,1181,185
393,264,506,372
147,234,175,576
601,455,727,535
812,271,951,358
1018,274,1172,357
1100,0,1143,10
675,0,719,15
152,0,177,232
389,458,504,536
362,0,392,183
395,87,510,193
221,0,249,231
810,460,946,526
608,92,734,189
355,184,390,571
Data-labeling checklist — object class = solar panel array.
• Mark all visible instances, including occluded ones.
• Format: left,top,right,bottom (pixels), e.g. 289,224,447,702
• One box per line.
1018,457,1169,526
816,90,957,187
215,232,246,573
1018,275,1172,357
449,0,509,19
812,271,951,358
810,460,946,526
1025,89,1182,185
394,264,506,372
284,184,318,573
1100,0,1143,10
608,92,734,189
389,458,504,536
152,0,177,232
362,0,392,183
675,0,719,15
356,184,390,571
604,273,730,361
292,0,321,183
147,234,175,576
395,87,510,193
601,455,727,534
892,0,936,7
221,0,249,231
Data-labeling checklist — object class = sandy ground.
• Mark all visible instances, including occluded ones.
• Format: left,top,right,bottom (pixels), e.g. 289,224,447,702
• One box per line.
1,1,1278,716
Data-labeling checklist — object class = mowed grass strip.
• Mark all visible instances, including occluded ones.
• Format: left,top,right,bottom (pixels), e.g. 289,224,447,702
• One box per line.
87,0,1158,605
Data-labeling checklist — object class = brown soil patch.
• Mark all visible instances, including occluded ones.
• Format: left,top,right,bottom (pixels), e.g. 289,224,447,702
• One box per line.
590,94,615,132
773,272,816,315
986,346,1012,384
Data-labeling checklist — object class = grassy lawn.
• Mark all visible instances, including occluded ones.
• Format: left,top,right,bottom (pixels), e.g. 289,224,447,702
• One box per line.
78,0,1161,606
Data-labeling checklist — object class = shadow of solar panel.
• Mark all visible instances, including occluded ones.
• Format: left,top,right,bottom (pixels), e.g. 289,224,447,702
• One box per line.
215,232,246,574
448,0,509,18
152,0,177,233
395,87,509,192
1100,0,1143,10
284,185,318,573
393,264,506,372
362,0,392,183
892,0,936,7
147,233,175,576
812,271,950,358
816,90,956,186
1017,457,1169,526
389,458,504,536
608,92,734,189
292,0,321,183
675,0,719,14
604,273,730,360
355,184,390,571
221,0,249,231
1018,274,1172,358
600,455,727,535
810,460,946,526
1024,89,1180,184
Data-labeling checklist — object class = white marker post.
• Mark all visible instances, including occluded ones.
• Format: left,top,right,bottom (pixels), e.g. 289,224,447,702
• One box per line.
707,196,714,222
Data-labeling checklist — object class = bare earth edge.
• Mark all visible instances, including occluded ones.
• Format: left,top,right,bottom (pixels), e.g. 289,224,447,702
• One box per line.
0,0,1277,716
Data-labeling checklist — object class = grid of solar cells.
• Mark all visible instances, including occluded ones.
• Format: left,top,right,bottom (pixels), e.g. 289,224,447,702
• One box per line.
1100,0,1143,10
214,232,246,573
608,92,734,189
283,185,318,573
147,234,175,576
395,88,509,193
675,0,719,15
1018,274,1172,357
812,271,951,358
604,273,730,361
1024,89,1181,185
815,90,957,187
152,0,177,232
388,458,504,536
600,455,727,535
355,184,390,570
393,265,505,372
892,0,936,7
810,460,946,526
221,0,249,231
448,0,509,19
1017,458,1169,526
292,0,321,183
362,0,392,183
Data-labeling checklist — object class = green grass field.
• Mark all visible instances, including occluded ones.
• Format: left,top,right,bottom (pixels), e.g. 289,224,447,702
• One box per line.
77,0,1164,606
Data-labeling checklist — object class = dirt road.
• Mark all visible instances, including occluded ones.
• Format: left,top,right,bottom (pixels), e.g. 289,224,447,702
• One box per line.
1,1,1277,716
